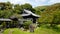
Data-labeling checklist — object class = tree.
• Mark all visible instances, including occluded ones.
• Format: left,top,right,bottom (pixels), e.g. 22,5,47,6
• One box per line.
14,4,23,14
21,3,32,10
0,10,13,18
0,2,13,10
21,3,35,13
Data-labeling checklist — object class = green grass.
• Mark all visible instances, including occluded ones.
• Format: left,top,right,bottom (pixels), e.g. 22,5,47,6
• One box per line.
34,27,60,34
3,24,60,34
3,27,60,34
3,28,31,34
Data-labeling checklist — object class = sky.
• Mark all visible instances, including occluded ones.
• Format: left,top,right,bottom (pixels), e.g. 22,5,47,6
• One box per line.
0,0,60,7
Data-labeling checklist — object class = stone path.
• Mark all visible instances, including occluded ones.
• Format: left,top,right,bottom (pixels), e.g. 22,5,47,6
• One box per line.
0,30,3,34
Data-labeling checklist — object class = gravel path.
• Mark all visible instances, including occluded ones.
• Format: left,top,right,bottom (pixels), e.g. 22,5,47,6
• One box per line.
0,29,4,34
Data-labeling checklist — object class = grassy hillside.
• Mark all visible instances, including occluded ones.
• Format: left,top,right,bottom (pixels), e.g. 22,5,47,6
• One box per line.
34,3,60,24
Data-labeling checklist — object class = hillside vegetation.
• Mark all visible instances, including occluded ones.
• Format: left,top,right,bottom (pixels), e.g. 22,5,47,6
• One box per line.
35,3,60,26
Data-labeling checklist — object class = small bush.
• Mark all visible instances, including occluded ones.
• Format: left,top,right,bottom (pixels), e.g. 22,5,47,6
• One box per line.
23,20,32,29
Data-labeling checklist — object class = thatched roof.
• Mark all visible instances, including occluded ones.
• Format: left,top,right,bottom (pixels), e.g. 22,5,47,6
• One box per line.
0,18,30,21
0,18,12,21
21,9,40,18
9,16,18,21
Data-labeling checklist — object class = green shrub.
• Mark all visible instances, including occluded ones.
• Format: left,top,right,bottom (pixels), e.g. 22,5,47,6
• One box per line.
23,20,32,29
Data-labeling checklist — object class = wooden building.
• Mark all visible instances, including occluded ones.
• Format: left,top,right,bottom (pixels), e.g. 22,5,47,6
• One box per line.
21,9,40,23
